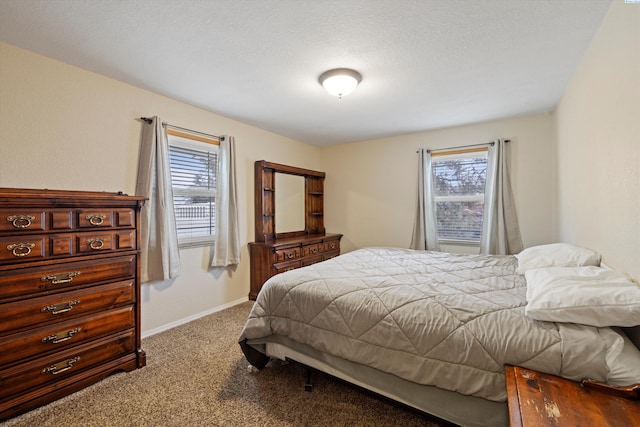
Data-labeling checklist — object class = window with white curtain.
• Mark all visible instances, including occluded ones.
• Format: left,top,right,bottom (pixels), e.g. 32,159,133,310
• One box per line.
167,130,219,248
432,148,488,244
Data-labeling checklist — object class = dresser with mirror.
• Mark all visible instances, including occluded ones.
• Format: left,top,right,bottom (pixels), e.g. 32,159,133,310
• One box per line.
248,161,342,300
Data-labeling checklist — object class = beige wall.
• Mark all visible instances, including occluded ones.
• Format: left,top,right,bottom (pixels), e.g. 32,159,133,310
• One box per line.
554,1,639,281
0,42,322,335
321,113,555,254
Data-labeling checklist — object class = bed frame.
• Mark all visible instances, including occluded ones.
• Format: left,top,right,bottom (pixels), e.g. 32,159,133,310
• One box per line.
242,326,640,427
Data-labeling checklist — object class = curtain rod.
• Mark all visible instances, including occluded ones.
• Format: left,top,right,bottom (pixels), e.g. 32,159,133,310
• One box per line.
139,117,222,140
417,140,511,154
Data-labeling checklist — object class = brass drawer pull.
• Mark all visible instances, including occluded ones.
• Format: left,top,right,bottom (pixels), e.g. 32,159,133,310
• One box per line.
311,247,318,254
7,242,35,257
41,300,80,315
7,214,35,229
329,243,336,249
42,327,82,344
41,271,81,285
287,251,294,259
86,238,105,250
41,356,80,375
86,214,106,226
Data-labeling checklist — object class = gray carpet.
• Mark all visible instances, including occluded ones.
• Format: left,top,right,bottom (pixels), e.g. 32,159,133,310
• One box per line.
3,301,448,426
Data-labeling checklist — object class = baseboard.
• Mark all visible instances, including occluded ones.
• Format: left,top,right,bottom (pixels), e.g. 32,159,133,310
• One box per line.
141,297,249,339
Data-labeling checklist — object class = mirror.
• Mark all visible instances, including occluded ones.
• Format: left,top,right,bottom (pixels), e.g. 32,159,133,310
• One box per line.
275,173,305,233
254,160,325,242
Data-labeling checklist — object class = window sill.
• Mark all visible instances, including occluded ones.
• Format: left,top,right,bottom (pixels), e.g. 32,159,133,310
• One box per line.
178,240,214,250
438,239,480,247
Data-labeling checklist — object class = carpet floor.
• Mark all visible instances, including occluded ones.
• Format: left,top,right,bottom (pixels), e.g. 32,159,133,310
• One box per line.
2,301,450,426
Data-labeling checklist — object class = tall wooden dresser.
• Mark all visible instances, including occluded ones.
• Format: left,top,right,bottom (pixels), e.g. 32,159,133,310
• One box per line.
0,188,146,420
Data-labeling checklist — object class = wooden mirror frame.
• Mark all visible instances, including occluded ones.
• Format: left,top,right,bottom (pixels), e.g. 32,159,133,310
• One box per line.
254,160,326,242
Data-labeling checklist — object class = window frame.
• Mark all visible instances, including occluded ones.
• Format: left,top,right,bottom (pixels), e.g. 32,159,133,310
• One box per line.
166,129,220,249
431,147,488,246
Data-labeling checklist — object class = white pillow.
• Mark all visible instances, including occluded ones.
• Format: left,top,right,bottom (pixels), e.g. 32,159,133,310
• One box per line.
515,243,600,274
525,266,640,327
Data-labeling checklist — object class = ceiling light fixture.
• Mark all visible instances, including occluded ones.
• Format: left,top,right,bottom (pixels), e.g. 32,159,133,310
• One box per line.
319,68,362,98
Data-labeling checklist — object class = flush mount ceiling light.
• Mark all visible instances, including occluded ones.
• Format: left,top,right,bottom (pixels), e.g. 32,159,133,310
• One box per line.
319,68,362,98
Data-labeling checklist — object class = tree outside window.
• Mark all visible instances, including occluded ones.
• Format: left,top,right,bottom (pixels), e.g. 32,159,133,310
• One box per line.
432,151,488,243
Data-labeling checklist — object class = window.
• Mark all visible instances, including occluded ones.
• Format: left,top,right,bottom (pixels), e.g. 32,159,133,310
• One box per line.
167,130,219,248
432,148,488,243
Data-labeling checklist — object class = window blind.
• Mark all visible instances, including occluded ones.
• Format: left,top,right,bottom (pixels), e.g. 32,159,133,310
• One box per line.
168,142,218,245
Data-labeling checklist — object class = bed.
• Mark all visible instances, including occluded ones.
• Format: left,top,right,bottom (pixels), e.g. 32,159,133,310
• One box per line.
239,246,640,426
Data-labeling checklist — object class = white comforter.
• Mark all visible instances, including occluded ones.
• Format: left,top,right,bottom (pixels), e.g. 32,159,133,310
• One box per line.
239,247,612,401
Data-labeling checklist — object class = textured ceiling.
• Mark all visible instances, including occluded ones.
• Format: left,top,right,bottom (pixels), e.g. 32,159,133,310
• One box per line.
0,0,612,146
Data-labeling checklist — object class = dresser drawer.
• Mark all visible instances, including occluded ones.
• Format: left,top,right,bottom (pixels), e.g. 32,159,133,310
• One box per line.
76,230,136,254
273,246,301,262
302,243,322,257
302,255,323,267
0,210,46,233
323,239,340,252
0,255,136,301
0,234,80,262
0,280,135,334
77,208,135,229
0,235,46,262
323,251,339,261
273,260,301,274
0,330,135,401
0,209,76,234
0,306,135,366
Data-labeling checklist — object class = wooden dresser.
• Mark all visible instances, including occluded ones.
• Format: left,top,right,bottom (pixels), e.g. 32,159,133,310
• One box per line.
0,188,146,420
506,365,640,426
249,161,342,299
249,233,342,300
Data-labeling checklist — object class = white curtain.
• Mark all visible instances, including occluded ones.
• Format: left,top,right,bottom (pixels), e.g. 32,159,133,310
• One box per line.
211,135,240,267
480,139,523,255
410,149,440,251
135,116,181,282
